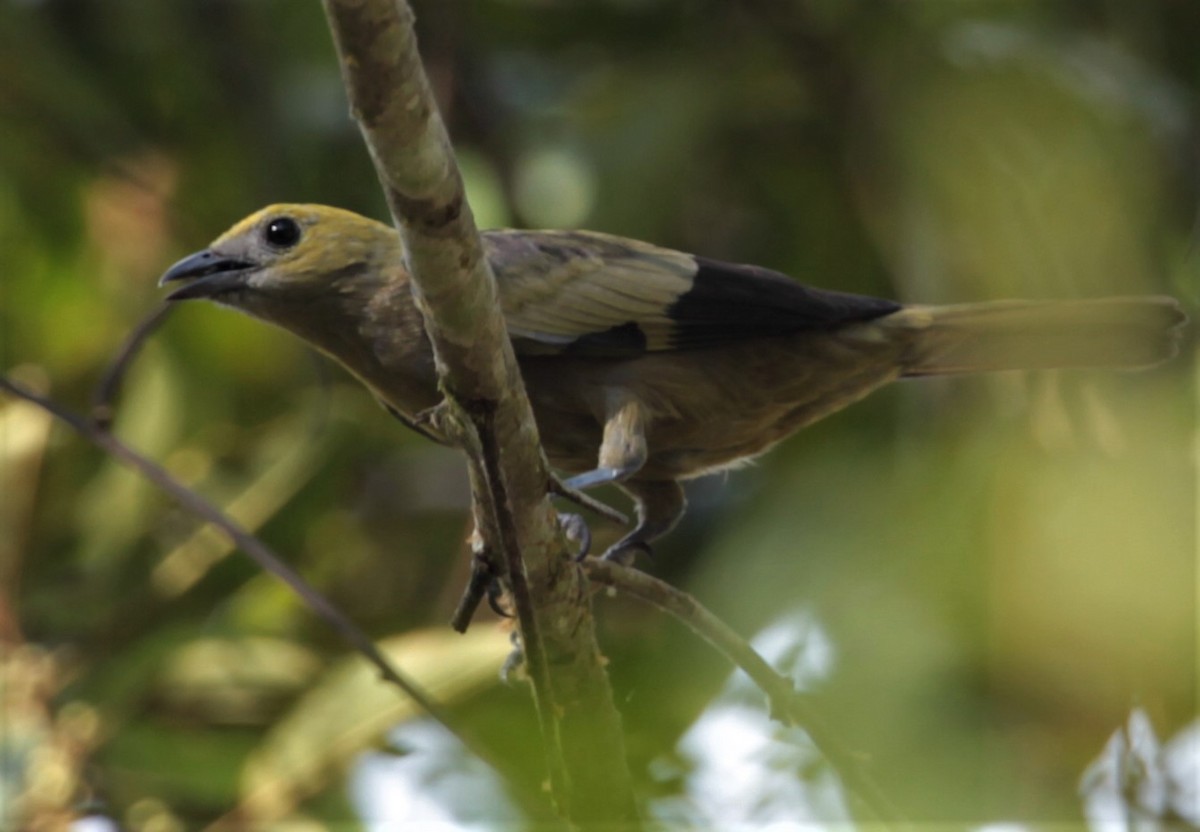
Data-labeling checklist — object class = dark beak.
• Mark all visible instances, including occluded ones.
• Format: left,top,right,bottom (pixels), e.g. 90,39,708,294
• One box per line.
158,250,255,301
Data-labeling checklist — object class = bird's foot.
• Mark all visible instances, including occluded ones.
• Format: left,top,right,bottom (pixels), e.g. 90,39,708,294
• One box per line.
558,512,592,561
486,577,512,619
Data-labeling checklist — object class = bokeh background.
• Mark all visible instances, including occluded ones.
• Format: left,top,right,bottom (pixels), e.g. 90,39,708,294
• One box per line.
1,1,1197,829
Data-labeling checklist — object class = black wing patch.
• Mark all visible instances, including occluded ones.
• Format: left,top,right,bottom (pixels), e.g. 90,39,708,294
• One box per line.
665,257,901,349
563,321,648,356
488,228,901,357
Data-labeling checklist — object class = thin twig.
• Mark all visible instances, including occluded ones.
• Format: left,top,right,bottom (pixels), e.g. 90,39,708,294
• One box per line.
548,475,630,527
90,303,174,429
583,559,910,829
467,402,572,802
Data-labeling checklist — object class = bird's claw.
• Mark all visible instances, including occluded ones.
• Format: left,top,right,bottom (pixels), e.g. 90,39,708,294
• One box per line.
600,539,652,567
486,578,512,618
558,512,592,561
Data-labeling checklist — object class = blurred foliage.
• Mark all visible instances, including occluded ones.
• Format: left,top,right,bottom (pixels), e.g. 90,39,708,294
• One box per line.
1,0,1197,829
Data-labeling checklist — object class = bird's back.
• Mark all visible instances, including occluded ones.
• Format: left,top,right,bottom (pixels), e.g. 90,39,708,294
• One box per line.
484,229,902,358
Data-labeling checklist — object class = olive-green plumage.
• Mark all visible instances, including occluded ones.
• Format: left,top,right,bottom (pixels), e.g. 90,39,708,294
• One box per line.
160,204,1187,559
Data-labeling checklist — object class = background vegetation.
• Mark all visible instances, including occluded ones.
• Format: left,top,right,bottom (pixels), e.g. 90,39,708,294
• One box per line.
1,0,1196,828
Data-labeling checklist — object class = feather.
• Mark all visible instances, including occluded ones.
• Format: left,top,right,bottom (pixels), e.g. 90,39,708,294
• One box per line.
484,231,900,357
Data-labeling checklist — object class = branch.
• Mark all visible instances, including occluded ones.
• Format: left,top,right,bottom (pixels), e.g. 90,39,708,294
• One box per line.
583,560,909,829
319,1,639,825
89,302,173,429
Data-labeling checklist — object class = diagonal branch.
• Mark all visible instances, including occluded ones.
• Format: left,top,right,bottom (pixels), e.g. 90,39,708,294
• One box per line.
319,1,639,825
583,560,909,829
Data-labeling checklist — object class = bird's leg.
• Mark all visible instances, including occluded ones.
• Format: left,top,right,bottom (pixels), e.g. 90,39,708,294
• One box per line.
602,479,686,565
558,396,650,559
563,396,648,491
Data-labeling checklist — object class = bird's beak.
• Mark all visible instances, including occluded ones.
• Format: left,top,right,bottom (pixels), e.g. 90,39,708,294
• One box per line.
158,250,256,301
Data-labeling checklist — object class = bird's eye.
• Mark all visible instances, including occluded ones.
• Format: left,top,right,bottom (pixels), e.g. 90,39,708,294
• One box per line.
264,217,301,249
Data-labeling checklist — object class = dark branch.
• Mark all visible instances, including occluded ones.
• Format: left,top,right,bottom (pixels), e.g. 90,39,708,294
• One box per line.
90,303,174,429
450,543,502,634
548,475,630,527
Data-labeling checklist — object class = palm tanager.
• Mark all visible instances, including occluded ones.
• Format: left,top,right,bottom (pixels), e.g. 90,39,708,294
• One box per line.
160,204,1186,561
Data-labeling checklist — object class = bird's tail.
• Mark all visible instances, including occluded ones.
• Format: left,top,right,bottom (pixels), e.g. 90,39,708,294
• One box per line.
893,297,1187,377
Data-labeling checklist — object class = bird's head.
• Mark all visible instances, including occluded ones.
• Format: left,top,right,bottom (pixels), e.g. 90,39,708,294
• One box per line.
158,204,438,410
159,204,403,311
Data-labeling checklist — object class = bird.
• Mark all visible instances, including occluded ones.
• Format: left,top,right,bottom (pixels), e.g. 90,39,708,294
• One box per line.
159,204,1186,562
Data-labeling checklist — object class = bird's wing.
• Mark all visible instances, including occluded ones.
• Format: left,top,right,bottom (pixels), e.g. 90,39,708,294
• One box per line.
483,229,901,358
